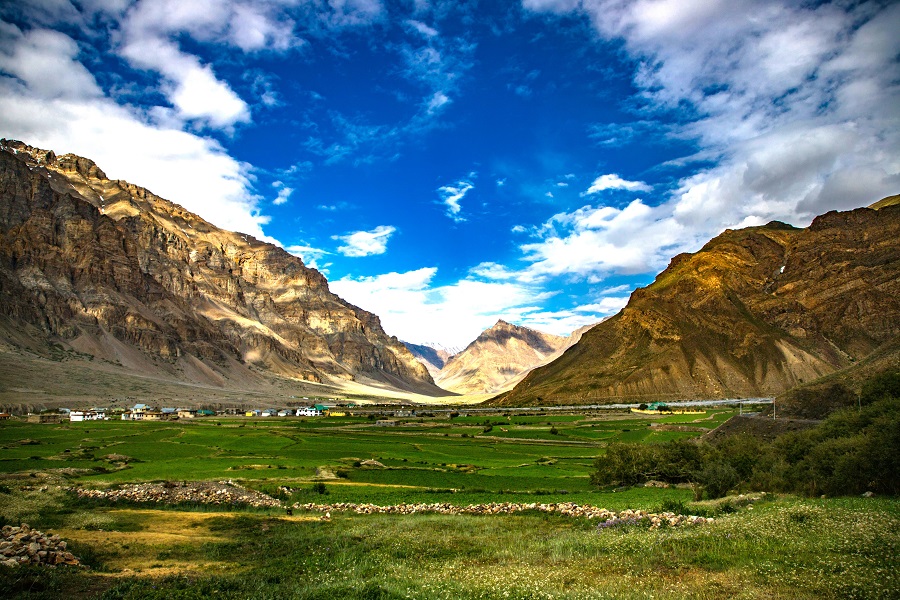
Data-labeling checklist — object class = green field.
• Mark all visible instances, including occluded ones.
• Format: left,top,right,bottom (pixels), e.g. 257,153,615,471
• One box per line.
0,410,733,505
1,407,897,599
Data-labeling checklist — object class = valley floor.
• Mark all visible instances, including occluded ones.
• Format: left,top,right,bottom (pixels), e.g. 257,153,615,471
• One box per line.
0,412,896,599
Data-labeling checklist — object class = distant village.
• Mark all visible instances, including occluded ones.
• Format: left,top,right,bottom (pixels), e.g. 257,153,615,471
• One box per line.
6,398,389,424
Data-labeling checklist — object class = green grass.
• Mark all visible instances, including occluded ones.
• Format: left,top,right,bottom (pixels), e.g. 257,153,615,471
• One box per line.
1,495,896,599
0,409,732,499
1,408,897,599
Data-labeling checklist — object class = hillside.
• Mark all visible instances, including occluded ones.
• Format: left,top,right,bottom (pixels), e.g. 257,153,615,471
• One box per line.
494,203,900,406
0,140,449,407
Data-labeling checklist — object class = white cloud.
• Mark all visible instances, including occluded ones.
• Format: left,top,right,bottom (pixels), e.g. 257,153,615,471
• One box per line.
271,181,293,206
330,267,558,347
516,308,605,338
405,19,438,38
519,200,690,280
0,26,101,99
285,243,330,271
526,1,898,217
584,173,652,194
574,297,629,314
333,225,397,257
437,179,474,222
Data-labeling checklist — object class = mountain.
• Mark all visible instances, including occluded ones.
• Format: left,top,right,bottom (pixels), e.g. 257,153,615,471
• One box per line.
432,320,568,394
402,341,453,378
0,140,448,406
493,202,900,406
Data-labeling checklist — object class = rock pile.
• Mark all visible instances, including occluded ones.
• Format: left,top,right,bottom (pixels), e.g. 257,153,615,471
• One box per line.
1,524,79,568
75,480,281,508
292,501,712,528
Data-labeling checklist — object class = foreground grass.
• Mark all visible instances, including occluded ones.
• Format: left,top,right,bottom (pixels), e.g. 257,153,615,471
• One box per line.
1,494,897,599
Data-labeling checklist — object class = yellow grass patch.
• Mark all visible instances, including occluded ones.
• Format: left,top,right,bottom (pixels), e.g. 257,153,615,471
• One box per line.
57,509,317,577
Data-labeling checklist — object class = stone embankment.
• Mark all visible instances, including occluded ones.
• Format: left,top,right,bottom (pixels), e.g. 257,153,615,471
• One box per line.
75,482,711,528
75,480,281,508
293,501,712,528
1,524,79,568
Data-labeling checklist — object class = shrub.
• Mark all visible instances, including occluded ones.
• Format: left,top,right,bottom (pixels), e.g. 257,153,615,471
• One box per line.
694,460,739,499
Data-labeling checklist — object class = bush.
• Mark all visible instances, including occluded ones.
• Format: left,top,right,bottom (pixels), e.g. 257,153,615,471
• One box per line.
591,443,656,487
694,460,739,499
590,372,900,498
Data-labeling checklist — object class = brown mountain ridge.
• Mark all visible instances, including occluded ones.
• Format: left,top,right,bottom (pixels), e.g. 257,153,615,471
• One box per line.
0,140,448,406
433,320,593,395
493,202,900,406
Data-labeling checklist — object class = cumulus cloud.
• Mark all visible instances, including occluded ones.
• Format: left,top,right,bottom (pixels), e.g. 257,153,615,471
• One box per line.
334,225,397,257
520,200,690,280
0,26,101,99
525,0,900,241
584,173,651,194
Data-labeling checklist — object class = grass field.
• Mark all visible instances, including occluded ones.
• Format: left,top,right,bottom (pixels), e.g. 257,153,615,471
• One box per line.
1,407,897,599
0,409,733,504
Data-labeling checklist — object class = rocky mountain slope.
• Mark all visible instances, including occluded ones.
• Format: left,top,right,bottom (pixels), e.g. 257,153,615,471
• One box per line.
433,320,568,394
402,342,453,378
0,140,446,400
494,203,900,406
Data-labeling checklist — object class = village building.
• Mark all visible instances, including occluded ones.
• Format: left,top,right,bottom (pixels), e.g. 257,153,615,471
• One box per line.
177,408,197,419
296,407,322,417
26,414,62,424
121,404,163,421
69,410,106,422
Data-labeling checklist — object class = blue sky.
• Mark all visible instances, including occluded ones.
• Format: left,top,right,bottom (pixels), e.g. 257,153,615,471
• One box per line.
1,1,898,348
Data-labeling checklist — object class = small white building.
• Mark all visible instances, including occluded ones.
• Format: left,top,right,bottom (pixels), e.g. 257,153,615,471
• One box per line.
70,410,105,422
296,407,322,417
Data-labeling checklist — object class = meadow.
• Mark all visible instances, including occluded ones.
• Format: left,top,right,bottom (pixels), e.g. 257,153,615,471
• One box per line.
1,407,896,599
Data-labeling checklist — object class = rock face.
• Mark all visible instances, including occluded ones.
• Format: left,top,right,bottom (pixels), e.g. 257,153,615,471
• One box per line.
495,204,900,406
0,140,443,395
434,320,570,394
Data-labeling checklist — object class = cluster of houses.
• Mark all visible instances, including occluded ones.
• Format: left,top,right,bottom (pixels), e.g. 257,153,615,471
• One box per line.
13,400,348,423
243,404,346,418
120,405,217,421
4,397,428,423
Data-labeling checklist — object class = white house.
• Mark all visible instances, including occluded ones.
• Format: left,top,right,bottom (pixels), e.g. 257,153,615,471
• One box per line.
296,407,322,417
70,410,105,422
